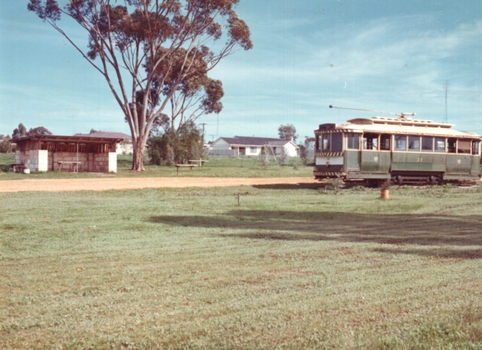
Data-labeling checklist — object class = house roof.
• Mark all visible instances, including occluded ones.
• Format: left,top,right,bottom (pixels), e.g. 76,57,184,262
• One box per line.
74,132,132,141
218,136,298,147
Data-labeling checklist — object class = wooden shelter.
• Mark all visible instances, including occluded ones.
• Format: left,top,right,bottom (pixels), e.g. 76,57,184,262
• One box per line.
12,134,124,173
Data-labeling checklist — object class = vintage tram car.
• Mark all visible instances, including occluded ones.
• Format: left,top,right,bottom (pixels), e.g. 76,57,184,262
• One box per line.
314,114,481,185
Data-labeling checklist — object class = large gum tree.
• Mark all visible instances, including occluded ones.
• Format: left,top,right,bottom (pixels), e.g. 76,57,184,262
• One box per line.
28,0,252,171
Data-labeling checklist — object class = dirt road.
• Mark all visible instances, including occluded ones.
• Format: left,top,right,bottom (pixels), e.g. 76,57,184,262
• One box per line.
0,177,318,193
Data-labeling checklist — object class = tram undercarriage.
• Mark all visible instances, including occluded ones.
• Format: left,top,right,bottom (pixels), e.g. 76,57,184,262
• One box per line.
315,171,478,187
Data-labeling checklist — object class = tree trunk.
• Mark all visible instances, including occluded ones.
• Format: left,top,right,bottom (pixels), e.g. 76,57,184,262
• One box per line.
131,142,146,171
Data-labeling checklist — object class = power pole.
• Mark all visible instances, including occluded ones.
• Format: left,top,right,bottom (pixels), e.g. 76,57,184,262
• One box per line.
200,123,207,145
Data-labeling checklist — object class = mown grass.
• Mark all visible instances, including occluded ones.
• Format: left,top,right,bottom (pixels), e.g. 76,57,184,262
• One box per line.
1,184,482,349
0,153,313,179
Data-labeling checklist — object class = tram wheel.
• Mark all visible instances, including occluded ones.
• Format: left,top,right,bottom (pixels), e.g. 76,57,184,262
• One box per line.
367,179,384,188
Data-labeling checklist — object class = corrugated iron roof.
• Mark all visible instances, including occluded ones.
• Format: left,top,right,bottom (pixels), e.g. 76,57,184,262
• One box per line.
74,132,132,141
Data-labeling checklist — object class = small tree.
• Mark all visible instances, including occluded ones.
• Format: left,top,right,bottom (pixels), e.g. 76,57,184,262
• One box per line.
326,176,345,205
0,135,13,153
259,144,269,167
278,124,298,143
298,145,310,166
279,147,288,166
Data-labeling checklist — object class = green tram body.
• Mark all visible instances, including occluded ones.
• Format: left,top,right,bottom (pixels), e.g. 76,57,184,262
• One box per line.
313,116,481,184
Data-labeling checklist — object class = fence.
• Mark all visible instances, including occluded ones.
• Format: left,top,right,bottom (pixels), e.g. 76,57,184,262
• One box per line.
207,149,236,156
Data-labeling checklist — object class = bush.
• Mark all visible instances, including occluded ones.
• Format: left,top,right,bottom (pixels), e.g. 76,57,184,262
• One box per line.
0,136,13,153
147,121,203,165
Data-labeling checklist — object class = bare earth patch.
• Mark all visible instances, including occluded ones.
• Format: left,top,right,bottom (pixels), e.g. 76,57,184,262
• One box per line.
0,177,317,193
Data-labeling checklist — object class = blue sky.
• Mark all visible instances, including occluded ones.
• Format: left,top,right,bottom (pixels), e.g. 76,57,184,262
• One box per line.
1,0,481,142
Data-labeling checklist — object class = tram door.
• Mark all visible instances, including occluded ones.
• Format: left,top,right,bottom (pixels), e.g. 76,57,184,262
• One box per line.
345,133,361,171
360,133,390,173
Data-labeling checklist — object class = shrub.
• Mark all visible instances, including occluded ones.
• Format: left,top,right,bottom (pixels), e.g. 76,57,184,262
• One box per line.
147,121,203,165
279,148,288,166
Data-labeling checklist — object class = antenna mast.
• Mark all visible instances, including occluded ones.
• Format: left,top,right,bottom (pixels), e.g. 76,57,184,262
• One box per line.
329,105,416,118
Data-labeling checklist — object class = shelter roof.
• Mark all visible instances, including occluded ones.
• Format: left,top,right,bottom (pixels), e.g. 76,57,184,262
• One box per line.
74,132,132,141
12,134,124,144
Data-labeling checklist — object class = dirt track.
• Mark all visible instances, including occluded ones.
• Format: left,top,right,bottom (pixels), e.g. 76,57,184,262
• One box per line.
0,177,318,193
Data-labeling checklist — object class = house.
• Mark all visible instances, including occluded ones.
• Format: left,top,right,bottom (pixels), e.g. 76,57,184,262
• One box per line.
74,132,133,154
210,136,299,157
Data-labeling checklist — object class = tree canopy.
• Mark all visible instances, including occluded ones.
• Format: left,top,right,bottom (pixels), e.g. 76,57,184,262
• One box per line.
12,124,52,138
28,0,253,171
278,124,298,143
12,123,27,138
0,135,14,153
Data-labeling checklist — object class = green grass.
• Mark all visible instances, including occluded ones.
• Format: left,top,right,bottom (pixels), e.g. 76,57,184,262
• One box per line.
0,153,313,179
1,184,482,349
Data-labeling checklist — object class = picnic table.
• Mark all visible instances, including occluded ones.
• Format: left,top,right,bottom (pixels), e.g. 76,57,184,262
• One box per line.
57,161,82,172
175,164,198,176
188,159,209,170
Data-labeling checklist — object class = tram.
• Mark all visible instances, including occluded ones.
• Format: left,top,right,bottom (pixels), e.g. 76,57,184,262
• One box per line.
314,106,481,185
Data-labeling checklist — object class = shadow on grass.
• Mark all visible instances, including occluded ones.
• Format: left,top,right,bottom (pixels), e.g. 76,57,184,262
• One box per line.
253,183,327,190
149,210,482,259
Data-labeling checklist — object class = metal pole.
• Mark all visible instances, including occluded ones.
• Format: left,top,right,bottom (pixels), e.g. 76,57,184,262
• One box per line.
329,105,415,118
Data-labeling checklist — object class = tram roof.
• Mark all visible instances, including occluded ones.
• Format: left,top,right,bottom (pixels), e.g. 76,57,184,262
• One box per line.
316,117,481,139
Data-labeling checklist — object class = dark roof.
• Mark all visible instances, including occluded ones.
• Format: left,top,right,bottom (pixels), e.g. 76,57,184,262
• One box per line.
12,134,124,144
220,136,295,146
74,132,132,141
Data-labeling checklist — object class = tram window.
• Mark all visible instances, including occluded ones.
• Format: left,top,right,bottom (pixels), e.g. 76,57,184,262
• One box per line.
363,133,378,150
322,134,330,152
472,141,480,155
332,133,343,152
347,133,359,150
380,135,391,150
395,135,407,150
458,140,471,154
448,138,456,153
315,135,321,151
435,138,445,152
422,136,433,152
408,136,420,151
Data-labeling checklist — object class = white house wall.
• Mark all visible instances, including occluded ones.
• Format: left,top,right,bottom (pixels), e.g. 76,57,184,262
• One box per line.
284,143,299,157
212,138,231,150
211,138,299,157
247,146,261,156
116,142,133,155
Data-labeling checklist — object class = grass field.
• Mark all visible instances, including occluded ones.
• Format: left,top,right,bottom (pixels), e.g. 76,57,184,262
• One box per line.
0,153,313,179
1,183,482,349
